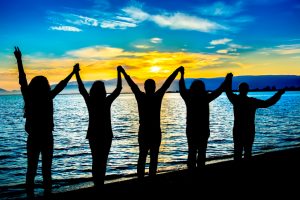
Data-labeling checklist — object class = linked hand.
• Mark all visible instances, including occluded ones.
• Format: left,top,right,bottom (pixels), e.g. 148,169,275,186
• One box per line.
14,46,22,60
226,73,233,79
117,66,125,73
73,63,80,73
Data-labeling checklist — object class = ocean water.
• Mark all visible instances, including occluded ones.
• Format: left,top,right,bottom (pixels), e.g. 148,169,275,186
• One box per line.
0,92,300,197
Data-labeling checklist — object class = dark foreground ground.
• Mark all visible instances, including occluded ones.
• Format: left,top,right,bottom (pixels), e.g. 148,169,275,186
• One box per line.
39,147,300,199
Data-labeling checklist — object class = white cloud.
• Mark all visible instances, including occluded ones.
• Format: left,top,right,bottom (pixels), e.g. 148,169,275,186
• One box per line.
48,12,98,27
150,38,162,44
121,6,150,23
74,15,98,26
217,49,229,54
49,26,82,32
206,46,215,49
273,44,300,55
100,20,137,29
134,45,151,49
151,12,227,33
228,43,251,49
66,46,125,58
199,1,243,17
210,38,232,45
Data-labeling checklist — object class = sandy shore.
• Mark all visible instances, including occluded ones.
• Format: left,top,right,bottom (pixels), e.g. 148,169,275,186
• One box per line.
35,147,300,199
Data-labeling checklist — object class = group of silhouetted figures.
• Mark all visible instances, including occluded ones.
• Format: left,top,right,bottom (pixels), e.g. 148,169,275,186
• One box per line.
14,47,285,196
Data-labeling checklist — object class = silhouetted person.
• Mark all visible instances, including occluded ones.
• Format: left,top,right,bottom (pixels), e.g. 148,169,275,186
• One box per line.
14,47,79,196
75,65,122,187
119,66,182,179
225,73,285,161
179,67,227,170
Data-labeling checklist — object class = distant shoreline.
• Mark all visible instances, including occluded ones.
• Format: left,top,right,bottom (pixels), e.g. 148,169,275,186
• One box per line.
1,89,300,96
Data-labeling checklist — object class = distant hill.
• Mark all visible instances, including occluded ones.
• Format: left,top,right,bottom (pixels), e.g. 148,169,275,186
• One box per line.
174,75,300,91
1,75,300,94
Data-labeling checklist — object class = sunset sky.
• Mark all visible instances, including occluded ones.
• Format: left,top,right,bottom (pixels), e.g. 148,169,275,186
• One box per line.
0,0,300,90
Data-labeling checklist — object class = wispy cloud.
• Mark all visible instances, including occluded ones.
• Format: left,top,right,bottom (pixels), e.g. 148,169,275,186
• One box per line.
150,38,162,44
121,6,150,22
48,3,229,33
199,1,243,17
100,20,137,29
210,38,232,45
273,44,300,55
49,26,82,32
134,45,151,49
151,12,227,32
216,49,229,54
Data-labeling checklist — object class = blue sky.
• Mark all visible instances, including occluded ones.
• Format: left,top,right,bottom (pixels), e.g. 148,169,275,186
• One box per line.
0,0,300,90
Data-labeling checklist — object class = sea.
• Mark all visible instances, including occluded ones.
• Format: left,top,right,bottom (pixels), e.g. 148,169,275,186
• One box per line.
0,92,300,198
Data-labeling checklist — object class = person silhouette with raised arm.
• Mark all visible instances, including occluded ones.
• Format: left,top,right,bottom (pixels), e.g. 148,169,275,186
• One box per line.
119,66,182,179
225,73,285,161
14,47,79,196
75,65,122,187
179,67,227,170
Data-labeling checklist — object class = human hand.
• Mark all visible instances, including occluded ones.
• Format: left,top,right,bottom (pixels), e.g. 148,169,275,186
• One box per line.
117,66,125,73
73,63,80,73
14,46,22,60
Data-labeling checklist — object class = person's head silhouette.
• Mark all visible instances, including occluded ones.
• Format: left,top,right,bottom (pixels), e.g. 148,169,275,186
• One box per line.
28,76,50,97
90,81,106,100
144,79,156,94
239,82,249,96
190,80,206,95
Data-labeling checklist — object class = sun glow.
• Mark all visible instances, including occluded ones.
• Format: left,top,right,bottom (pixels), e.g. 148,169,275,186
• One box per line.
150,66,161,73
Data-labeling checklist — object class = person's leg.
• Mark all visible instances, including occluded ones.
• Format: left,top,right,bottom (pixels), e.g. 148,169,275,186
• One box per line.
26,136,40,195
41,135,53,194
98,137,112,185
233,129,243,162
89,138,101,187
244,131,255,160
197,134,209,169
149,136,161,177
187,134,197,170
137,142,149,179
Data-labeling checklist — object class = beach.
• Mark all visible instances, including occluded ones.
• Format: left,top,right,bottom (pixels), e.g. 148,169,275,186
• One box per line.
44,147,300,199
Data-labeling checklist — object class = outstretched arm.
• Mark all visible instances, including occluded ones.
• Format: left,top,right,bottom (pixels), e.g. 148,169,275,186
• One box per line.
51,63,79,98
107,66,122,103
208,76,226,102
119,66,141,95
225,73,237,104
14,47,28,94
75,66,89,103
179,67,188,100
256,89,285,108
157,66,182,95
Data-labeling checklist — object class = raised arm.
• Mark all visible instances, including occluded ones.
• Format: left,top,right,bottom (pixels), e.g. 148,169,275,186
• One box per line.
179,66,188,99
256,89,285,108
14,47,28,93
119,66,141,95
157,66,182,96
107,66,123,103
75,65,89,102
225,73,237,104
50,63,79,98
208,76,226,102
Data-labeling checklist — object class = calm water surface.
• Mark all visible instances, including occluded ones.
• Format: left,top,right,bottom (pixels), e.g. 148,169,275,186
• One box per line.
0,92,299,197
